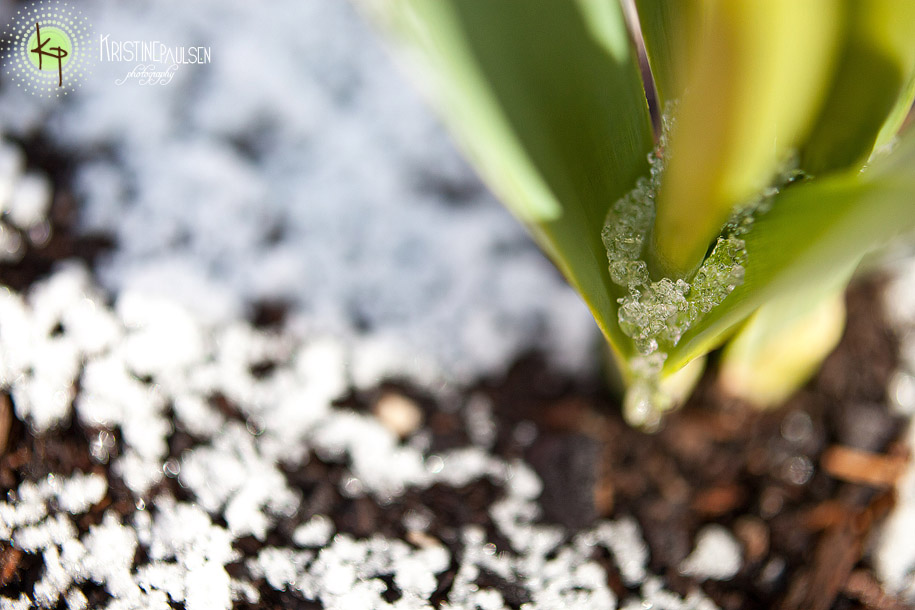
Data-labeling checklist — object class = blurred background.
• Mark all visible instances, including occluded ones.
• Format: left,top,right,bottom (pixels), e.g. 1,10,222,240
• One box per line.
0,0,596,386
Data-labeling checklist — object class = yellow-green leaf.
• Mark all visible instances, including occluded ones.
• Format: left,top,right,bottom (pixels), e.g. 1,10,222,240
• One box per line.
650,0,842,279
801,0,915,174
718,285,848,407
665,128,915,374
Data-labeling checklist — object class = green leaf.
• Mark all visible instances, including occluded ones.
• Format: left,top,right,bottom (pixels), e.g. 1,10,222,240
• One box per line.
665,129,915,373
875,73,915,151
633,0,698,109
800,0,915,174
359,0,654,361
648,0,843,279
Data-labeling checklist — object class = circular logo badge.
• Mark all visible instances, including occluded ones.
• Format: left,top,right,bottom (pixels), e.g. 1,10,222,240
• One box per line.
3,1,93,97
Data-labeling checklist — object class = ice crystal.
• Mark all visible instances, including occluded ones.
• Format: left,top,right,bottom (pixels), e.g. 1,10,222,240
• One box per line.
600,108,788,427
292,515,335,548
587,517,650,586
0,594,32,610
178,423,300,539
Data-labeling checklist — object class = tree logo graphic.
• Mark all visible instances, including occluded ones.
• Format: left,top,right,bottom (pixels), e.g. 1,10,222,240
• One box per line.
3,0,93,97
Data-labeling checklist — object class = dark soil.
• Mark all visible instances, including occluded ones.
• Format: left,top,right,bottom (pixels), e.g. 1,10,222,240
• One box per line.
0,142,911,609
484,276,910,610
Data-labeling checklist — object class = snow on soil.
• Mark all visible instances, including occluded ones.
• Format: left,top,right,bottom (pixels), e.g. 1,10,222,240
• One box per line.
0,0,596,386
0,264,726,609
0,0,910,608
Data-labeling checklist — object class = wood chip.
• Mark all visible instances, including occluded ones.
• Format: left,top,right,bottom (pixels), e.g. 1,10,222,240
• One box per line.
0,394,10,456
843,569,910,610
802,500,849,532
0,544,21,587
820,445,908,488
780,490,895,610
779,521,861,610
593,475,614,516
692,484,743,516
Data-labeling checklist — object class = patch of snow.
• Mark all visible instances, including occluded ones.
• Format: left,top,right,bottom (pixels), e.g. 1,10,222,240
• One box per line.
587,517,650,586
0,594,32,610
0,139,50,264
874,422,915,601
64,589,88,610
876,262,915,601
7,172,52,230
679,525,742,581
44,472,108,514
0,265,117,430
179,423,299,539
293,515,335,548
620,577,720,610
249,547,311,591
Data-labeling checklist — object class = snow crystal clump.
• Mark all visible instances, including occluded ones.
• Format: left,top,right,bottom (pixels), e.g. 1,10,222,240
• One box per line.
293,515,335,548
0,265,119,430
619,577,721,610
0,140,53,264
179,423,299,539
255,534,450,608
1,474,254,609
601,109,788,428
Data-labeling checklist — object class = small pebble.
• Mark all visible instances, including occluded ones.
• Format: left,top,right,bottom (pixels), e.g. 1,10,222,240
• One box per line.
679,525,742,581
373,392,423,439
734,516,769,563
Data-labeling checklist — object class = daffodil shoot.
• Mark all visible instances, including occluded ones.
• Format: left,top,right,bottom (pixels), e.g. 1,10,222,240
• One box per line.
363,0,915,427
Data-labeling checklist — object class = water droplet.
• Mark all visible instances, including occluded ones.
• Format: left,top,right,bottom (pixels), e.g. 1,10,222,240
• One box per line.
342,477,364,497
89,430,115,464
245,415,265,436
511,421,538,447
426,454,444,474
781,411,813,444
783,456,813,486
162,458,180,478
27,219,51,246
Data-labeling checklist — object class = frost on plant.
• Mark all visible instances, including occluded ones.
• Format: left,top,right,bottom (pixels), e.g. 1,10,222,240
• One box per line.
602,111,765,428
